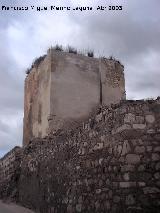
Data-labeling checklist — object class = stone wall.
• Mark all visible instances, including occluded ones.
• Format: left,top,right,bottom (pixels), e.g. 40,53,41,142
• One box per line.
49,49,100,133
0,146,22,200
23,54,51,145
23,49,125,145
18,98,160,212
99,58,125,105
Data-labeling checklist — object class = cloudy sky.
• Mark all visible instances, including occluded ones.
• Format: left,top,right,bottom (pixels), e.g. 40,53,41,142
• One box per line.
0,0,159,157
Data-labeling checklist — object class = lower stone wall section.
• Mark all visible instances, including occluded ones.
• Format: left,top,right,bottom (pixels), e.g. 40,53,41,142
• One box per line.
18,99,160,213
0,147,22,201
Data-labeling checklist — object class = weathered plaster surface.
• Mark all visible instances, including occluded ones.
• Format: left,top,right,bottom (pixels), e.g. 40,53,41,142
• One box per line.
23,50,125,145
23,55,51,145
49,50,100,132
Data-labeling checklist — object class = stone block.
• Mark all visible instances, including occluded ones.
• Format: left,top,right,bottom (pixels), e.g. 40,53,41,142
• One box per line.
152,153,160,161
108,190,113,198
154,146,160,152
147,129,155,134
115,124,131,134
146,146,152,152
156,162,160,170
138,182,146,187
115,145,122,155
133,124,146,129
81,148,85,155
121,140,131,156
119,156,125,163
113,196,120,203
96,189,102,194
106,179,110,185
76,204,82,212
83,142,88,147
99,158,103,165
124,113,135,124
95,201,100,210
156,181,160,187
135,146,145,154
67,205,74,213
121,165,135,172
126,154,141,164
113,182,119,188
102,187,109,192
89,132,93,138
120,182,136,188
98,180,103,187
145,115,155,123
143,187,160,194
138,165,145,172
126,194,135,205
154,172,160,179
104,201,110,209
135,116,145,124
123,173,130,181
100,135,105,142
95,113,103,122
93,142,104,150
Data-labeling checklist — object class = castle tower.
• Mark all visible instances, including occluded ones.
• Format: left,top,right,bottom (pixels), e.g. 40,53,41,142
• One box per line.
23,49,125,145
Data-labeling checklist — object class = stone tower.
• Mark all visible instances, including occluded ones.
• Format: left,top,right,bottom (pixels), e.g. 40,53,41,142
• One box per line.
23,49,125,145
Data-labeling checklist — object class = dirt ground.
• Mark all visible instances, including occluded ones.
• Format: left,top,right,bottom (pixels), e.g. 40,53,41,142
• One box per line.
0,200,35,213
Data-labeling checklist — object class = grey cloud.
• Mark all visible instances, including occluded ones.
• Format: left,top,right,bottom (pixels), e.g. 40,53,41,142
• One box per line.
69,1,160,59
0,120,10,134
127,70,160,99
131,74,160,92
67,0,160,100
0,46,24,112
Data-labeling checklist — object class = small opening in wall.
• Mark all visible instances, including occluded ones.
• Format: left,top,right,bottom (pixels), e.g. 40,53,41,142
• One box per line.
38,104,42,124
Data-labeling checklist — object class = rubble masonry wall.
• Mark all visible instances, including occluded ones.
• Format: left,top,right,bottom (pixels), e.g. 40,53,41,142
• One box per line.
19,99,160,213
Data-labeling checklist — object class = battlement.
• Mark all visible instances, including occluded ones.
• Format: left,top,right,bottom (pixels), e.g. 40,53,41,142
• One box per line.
23,48,126,145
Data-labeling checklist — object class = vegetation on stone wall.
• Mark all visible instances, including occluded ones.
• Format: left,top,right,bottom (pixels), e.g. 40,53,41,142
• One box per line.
54,44,63,51
25,45,124,76
67,46,78,54
26,54,46,75
87,50,94,57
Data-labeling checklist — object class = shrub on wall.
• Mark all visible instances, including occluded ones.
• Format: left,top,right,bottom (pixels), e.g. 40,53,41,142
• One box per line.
87,50,94,57
67,46,77,54
54,44,63,51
